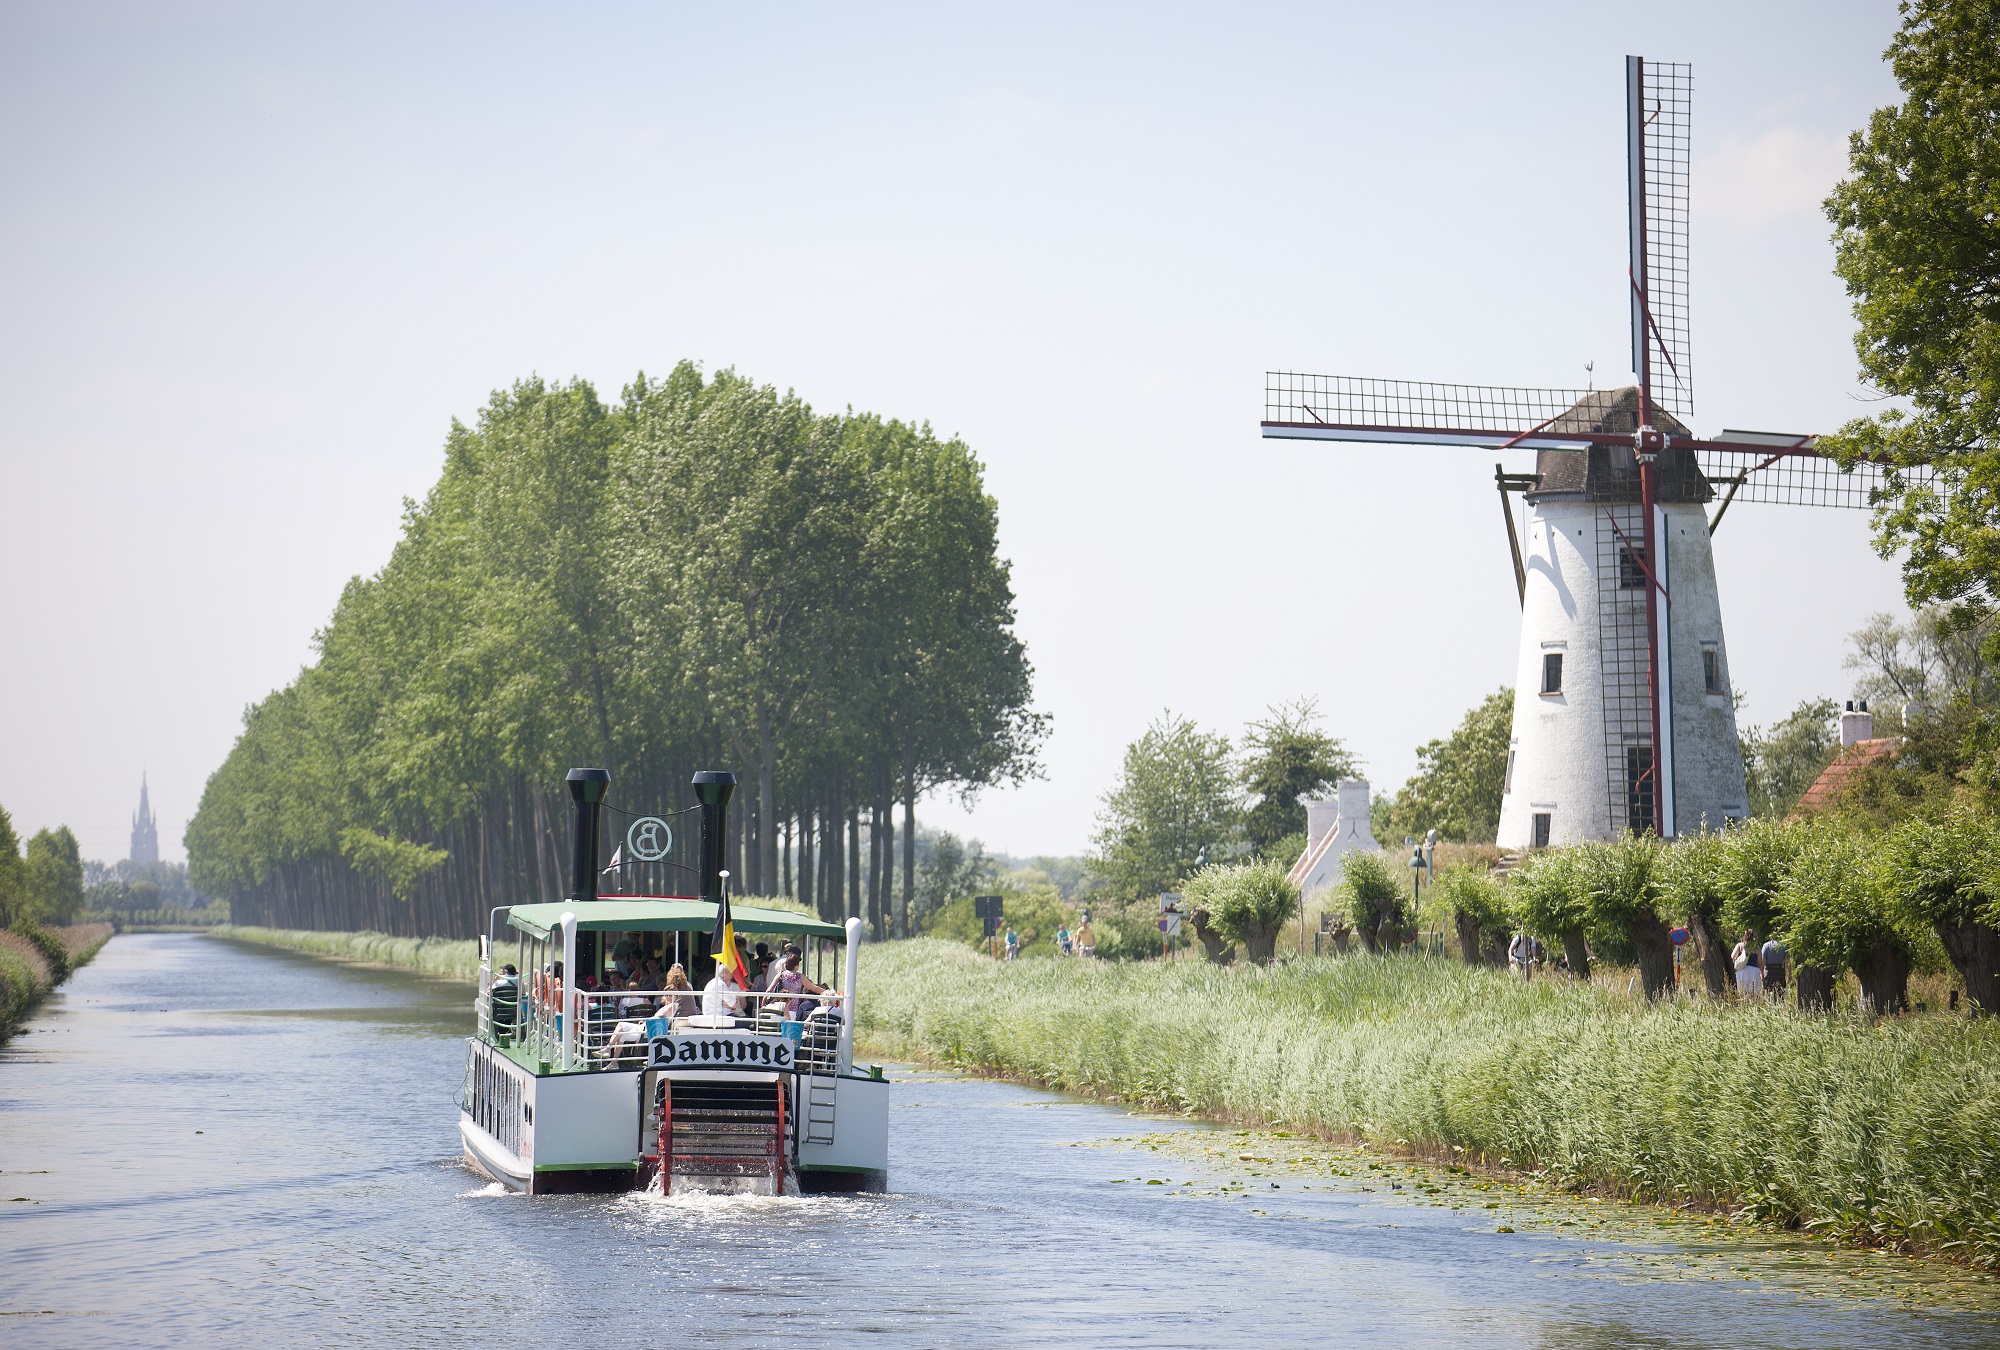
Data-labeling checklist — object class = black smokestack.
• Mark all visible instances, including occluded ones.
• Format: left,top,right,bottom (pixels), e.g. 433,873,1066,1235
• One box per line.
692,771,736,904
566,767,611,902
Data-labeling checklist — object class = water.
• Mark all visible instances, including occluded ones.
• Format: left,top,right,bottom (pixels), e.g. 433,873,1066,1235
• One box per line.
3,934,1996,1348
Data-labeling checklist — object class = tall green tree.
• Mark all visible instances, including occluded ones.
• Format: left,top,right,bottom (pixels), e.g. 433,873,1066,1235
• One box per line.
0,807,27,928
1380,687,1514,843
24,827,84,925
1089,712,1242,902
1239,697,1358,855
1823,1,2000,635
1742,697,1841,818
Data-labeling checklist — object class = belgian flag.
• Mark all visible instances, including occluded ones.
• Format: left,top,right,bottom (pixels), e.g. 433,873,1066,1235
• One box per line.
711,876,749,986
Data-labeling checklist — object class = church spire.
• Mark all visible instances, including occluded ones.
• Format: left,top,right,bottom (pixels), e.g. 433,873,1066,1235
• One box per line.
130,773,159,864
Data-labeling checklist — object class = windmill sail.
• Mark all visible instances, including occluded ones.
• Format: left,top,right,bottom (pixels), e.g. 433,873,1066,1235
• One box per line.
1629,57,1694,426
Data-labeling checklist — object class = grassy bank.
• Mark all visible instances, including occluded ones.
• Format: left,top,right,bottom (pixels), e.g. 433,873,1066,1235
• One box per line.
213,925,482,980
0,922,115,1041
856,939,2000,1268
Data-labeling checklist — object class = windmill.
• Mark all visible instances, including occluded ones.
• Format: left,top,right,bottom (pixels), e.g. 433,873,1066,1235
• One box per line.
1263,57,1907,848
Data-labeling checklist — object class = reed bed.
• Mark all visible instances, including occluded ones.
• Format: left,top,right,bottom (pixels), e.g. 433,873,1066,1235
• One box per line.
857,939,2000,1267
214,925,483,980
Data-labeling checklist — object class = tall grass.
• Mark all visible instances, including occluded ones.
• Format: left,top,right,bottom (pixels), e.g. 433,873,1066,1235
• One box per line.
214,925,482,980
857,938,2000,1267
0,922,114,1042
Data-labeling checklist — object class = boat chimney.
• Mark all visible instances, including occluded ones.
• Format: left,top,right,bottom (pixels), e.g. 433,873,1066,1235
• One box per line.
692,771,737,904
565,767,611,902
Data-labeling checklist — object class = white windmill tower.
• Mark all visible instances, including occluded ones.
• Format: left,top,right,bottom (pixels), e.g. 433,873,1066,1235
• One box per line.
1262,58,1898,846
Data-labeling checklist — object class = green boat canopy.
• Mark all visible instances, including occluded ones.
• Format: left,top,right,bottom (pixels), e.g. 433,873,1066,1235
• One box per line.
503,897,847,942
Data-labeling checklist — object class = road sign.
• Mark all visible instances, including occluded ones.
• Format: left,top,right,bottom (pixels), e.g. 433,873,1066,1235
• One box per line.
1159,891,1182,913
1669,926,1690,946
1158,914,1182,937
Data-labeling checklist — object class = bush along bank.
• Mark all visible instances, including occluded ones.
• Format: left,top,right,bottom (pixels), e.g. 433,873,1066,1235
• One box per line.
0,921,114,1042
212,925,482,980
855,938,2000,1269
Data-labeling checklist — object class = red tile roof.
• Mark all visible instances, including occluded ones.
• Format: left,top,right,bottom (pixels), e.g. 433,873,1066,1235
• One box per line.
1789,737,1903,818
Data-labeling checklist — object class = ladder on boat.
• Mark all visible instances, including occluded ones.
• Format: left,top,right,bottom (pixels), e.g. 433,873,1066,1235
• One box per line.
803,1074,837,1145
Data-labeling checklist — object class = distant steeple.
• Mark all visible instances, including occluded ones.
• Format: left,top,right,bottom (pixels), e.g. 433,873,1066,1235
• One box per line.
130,774,159,864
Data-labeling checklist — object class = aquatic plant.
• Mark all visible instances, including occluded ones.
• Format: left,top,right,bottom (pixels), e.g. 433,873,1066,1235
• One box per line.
856,937,2000,1268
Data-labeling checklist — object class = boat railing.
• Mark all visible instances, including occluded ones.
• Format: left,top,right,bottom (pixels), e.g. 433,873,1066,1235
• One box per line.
477,982,848,1075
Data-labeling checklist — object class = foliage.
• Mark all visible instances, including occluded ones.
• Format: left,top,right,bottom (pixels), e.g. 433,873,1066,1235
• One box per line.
214,926,484,980
0,923,112,1045
1846,608,2000,714
1822,1,2000,641
1510,847,1589,940
186,365,1045,939
338,829,450,903
1715,816,1805,940
1181,860,1300,965
1429,865,1510,934
1378,687,1513,843
23,827,84,925
912,829,998,924
1775,825,1913,979
10,920,70,983
0,807,27,929
1338,850,1404,941
1873,806,2000,1011
1088,712,1243,902
1238,698,1358,855
858,939,2000,1269
1741,697,1840,819
920,884,1071,959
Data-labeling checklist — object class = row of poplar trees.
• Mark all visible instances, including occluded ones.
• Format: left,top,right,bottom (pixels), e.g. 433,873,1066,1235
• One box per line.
187,364,1045,939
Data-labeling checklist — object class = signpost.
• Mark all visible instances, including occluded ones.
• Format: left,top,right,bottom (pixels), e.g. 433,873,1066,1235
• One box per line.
974,895,1004,959
1158,892,1182,959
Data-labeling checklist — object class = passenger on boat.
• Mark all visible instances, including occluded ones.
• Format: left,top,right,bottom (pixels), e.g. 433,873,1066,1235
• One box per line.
751,941,774,987
489,964,520,1035
702,966,744,1022
611,932,643,977
660,963,698,1019
773,953,827,1020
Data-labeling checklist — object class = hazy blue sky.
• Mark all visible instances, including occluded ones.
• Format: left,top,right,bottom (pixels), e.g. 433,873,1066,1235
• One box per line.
1,2,1914,864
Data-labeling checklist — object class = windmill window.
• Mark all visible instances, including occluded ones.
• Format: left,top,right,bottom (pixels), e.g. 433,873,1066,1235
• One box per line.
1532,813,1552,849
1541,653,1563,695
1702,649,1722,694
1619,547,1646,590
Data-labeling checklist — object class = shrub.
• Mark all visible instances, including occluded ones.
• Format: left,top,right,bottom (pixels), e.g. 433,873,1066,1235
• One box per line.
1778,824,1916,1012
1656,829,1735,997
923,884,1072,958
11,920,69,984
1874,807,2000,1013
1576,837,1673,999
1511,845,1593,978
1338,851,1404,952
1182,860,1299,965
1429,865,1509,964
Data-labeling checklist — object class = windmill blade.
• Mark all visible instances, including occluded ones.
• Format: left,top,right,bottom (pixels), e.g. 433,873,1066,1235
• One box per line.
1629,57,1694,426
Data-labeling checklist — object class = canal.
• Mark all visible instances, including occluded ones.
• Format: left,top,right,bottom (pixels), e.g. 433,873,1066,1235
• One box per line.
2,933,1996,1347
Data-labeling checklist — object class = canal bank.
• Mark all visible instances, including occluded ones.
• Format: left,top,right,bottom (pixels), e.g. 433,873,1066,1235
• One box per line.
0,922,112,1044
4,931,1997,1348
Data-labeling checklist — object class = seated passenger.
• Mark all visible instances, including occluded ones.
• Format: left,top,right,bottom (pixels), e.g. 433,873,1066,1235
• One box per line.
773,953,828,1021
660,963,697,1020
702,965,744,1022
489,964,520,1032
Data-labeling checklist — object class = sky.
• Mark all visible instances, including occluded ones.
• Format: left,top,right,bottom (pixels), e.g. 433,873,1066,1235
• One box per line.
0,1,1916,866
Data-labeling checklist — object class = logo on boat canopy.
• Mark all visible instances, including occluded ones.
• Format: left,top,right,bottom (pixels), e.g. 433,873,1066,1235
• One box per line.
626,816,673,861
649,1033,793,1070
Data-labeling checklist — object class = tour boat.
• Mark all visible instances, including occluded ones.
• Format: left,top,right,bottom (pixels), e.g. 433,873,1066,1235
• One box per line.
458,769,889,1196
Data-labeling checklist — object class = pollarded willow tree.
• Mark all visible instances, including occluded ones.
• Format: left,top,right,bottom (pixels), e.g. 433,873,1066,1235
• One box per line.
187,365,1043,939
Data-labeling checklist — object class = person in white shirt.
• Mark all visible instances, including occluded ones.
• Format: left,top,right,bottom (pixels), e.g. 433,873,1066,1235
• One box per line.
703,967,743,1021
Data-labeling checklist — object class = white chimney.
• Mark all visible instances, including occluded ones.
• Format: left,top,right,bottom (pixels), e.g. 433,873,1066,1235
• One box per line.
1304,797,1340,850
1840,700,1873,748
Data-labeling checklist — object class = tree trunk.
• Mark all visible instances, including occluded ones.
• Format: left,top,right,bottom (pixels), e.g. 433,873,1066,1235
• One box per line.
1935,919,2000,1015
1686,910,1732,998
902,755,916,940
1244,923,1277,966
867,791,883,939
1453,910,1482,964
1854,939,1911,1014
758,706,778,898
1354,912,1379,954
782,816,792,898
1482,928,1509,968
1627,914,1675,1000
1188,906,1234,965
1795,963,1836,1011
1560,927,1591,982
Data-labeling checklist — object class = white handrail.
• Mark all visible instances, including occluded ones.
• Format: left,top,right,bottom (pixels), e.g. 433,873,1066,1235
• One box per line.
559,912,577,1072
841,916,861,1073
